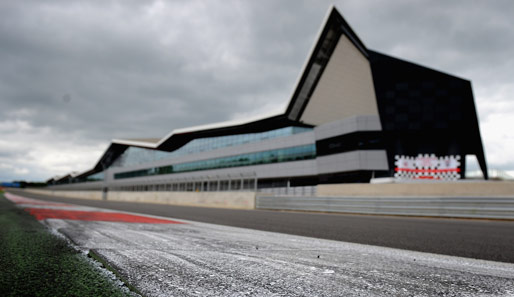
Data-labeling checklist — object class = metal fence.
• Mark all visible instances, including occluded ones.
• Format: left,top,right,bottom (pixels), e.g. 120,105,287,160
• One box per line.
256,196,514,219
258,186,317,197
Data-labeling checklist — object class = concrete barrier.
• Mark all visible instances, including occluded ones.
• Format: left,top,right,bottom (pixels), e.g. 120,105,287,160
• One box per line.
25,189,104,200
106,191,255,209
23,189,256,210
318,181,514,197
24,181,514,218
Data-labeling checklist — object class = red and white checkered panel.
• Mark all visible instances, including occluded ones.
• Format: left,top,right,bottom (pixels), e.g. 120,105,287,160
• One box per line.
394,154,461,181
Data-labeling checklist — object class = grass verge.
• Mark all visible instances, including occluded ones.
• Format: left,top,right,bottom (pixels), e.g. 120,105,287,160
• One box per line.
0,193,137,297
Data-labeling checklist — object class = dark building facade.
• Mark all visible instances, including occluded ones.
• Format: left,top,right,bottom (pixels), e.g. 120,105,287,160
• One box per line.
369,51,487,179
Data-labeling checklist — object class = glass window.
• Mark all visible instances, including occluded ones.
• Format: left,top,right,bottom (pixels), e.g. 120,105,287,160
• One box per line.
110,126,313,169
114,144,316,180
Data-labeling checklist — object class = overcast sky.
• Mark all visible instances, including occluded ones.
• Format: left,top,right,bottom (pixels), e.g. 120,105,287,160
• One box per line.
1,0,513,181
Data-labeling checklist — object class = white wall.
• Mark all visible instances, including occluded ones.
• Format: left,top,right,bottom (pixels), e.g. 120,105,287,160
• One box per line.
300,35,379,125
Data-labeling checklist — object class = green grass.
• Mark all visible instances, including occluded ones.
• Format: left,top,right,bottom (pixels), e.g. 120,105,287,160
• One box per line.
0,194,136,297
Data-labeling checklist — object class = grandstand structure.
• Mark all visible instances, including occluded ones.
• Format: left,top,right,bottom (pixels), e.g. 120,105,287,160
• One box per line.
48,7,488,193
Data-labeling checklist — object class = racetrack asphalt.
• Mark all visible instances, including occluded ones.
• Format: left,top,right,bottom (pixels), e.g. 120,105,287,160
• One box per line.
9,189,514,264
6,191,514,296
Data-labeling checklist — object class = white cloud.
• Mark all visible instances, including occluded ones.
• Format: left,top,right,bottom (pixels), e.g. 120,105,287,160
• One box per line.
480,112,514,170
0,119,104,181
0,163,29,176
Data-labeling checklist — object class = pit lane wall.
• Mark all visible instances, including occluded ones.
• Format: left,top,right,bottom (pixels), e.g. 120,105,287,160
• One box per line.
317,181,514,197
24,189,256,210
24,182,514,218
25,189,104,200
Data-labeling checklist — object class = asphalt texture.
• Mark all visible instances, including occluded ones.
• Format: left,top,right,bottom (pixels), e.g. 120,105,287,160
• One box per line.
8,192,513,296
9,189,514,264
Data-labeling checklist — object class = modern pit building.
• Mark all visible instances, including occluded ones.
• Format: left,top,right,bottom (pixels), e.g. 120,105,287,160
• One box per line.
49,7,488,193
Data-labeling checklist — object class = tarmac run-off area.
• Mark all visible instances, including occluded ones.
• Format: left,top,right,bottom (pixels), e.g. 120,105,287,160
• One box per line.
5,192,514,296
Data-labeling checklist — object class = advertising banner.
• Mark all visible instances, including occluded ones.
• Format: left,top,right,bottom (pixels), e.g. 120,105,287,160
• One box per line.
394,154,461,181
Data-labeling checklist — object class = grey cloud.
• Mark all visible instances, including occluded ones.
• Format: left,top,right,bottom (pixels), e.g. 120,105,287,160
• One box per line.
339,1,514,79
1,0,513,180
1,0,317,144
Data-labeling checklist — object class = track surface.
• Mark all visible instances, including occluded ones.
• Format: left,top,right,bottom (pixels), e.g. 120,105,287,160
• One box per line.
6,192,514,296
10,189,514,263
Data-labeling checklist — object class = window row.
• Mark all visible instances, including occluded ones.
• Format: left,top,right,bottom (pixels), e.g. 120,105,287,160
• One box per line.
111,179,257,192
114,144,316,180
111,126,312,168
